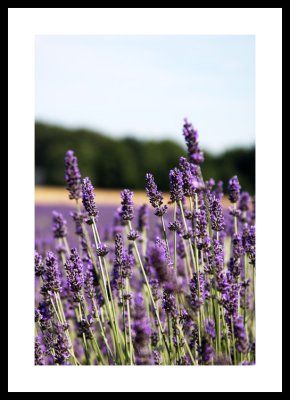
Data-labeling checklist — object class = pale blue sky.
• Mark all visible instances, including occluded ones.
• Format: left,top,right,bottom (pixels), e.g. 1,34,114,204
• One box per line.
35,35,255,154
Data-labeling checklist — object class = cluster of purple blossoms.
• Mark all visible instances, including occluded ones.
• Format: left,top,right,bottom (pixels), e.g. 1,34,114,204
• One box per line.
145,173,163,208
205,319,216,339
148,239,176,290
64,150,82,200
228,175,241,203
82,177,98,218
96,243,109,257
199,337,214,365
35,336,45,365
234,316,249,354
43,251,62,293
35,251,44,277
145,173,168,216
121,248,134,280
120,189,134,221
64,248,84,302
179,157,199,196
190,272,206,311
70,210,85,236
182,118,204,165
169,168,184,203
137,203,149,232
214,180,224,200
208,193,225,232
242,225,256,265
52,211,68,239
132,294,153,365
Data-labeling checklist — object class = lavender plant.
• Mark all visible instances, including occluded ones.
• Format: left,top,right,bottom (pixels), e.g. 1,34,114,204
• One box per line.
35,118,255,365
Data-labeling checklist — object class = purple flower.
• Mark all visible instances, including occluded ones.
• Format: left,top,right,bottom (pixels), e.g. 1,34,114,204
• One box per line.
179,156,199,196
84,266,96,300
228,175,241,203
239,191,251,212
96,243,109,257
199,337,214,364
120,189,134,221
148,239,176,288
205,319,216,339
132,293,153,365
154,205,168,216
153,350,161,365
64,150,82,200
177,234,186,259
195,206,208,249
35,336,45,365
208,194,225,232
190,272,205,312
227,257,241,280
214,180,224,200
127,229,140,241
208,239,224,275
168,221,183,233
169,168,184,203
234,316,249,354
162,289,177,317
52,211,67,239
112,234,124,290
149,279,161,301
65,248,84,301
182,118,204,165
53,321,71,365
44,251,62,293
121,248,134,279
232,233,244,260
70,211,85,236
206,178,215,191
82,177,98,218
242,225,256,265
220,272,239,317
137,204,149,232
145,173,163,208
35,250,44,277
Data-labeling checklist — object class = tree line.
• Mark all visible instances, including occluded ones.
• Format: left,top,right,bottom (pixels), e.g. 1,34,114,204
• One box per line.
35,122,255,194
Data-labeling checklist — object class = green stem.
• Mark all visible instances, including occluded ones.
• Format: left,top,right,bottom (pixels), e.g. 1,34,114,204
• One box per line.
231,316,237,365
179,201,197,273
92,298,115,362
160,214,170,257
126,278,134,365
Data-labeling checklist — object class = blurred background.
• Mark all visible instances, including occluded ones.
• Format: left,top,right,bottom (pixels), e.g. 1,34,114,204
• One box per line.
35,35,255,203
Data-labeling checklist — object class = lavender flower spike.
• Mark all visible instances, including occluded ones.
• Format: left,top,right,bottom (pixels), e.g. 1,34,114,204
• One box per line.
208,194,225,232
64,150,82,200
64,248,84,301
179,156,199,196
82,177,98,217
228,175,241,203
137,204,149,231
44,251,62,293
132,293,153,365
145,173,163,208
120,189,134,221
52,211,67,239
169,168,184,203
35,250,44,277
183,118,204,165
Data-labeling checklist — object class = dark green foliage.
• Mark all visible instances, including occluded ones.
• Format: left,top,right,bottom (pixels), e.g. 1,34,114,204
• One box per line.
35,122,255,194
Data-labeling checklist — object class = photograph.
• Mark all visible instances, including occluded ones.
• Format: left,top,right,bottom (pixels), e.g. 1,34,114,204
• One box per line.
34,35,256,366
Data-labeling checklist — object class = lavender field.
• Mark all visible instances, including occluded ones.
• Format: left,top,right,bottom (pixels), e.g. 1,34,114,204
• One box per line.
35,119,255,366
